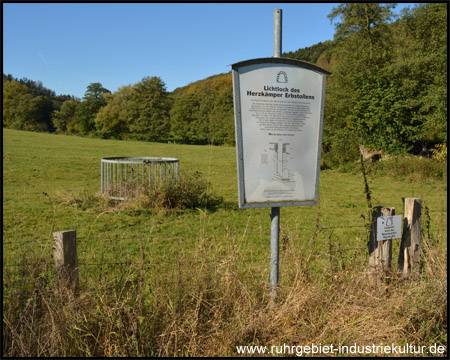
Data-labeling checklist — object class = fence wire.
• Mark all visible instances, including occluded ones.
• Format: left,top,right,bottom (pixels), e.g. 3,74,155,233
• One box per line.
3,206,447,297
3,215,446,247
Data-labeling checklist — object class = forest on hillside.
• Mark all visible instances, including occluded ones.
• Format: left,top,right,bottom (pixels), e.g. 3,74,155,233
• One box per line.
3,3,447,165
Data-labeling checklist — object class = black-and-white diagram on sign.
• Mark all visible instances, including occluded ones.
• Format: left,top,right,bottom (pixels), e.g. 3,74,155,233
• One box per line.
271,142,292,184
247,139,308,203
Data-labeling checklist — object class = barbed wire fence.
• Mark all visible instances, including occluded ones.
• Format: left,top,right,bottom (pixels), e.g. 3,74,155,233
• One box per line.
3,205,447,298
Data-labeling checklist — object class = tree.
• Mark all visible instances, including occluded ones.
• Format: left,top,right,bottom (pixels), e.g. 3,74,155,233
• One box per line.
328,3,395,71
169,93,202,144
169,72,233,145
3,80,29,128
208,87,235,145
83,82,110,101
322,2,447,157
3,80,54,132
31,96,54,132
95,85,136,139
325,3,400,154
52,100,79,133
389,3,447,144
128,77,172,142
283,41,335,64
351,73,420,153
71,82,110,135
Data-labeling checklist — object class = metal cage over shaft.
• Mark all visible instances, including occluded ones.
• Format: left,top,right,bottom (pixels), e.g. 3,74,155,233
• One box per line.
101,157,179,200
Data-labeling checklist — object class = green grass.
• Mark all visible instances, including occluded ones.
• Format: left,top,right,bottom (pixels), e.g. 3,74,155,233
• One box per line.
3,128,447,356
3,127,447,287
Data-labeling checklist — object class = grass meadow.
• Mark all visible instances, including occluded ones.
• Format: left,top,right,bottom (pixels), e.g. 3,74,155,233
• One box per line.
2,128,447,357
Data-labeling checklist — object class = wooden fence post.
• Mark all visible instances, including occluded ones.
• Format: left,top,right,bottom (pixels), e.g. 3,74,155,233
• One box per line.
398,198,422,278
53,230,79,292
369,206,395,284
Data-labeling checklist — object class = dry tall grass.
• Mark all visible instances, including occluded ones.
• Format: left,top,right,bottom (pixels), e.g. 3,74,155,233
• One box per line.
3,229,447,357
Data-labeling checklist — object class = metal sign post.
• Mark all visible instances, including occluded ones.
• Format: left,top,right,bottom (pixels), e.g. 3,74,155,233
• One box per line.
231,9,330,305
271,8,282,305
270,205,280,304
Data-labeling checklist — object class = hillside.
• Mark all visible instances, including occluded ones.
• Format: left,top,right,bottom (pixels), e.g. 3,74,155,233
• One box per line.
171,72,232,98
3,3,447,160
283,40,335,67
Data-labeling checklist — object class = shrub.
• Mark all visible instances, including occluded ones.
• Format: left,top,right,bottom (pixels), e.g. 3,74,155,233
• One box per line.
321,137,361,170
131,171,222,211
430,143,447,162
363,156,447,181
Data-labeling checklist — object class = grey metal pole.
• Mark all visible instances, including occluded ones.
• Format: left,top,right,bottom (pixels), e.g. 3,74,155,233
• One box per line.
270,8,282,305
101,160,104,193
270,206,280,303
273,9,282,57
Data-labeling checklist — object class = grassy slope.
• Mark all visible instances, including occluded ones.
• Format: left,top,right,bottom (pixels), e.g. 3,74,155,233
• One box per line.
3,128,447,356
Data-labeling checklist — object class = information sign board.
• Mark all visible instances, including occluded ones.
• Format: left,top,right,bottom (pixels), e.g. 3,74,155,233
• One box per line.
376,215,402,241
232,58,330,208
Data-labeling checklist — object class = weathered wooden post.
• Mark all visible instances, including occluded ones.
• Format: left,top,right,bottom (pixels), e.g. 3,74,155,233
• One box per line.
369,206,395,283
53,230,79,293
398,198,422,278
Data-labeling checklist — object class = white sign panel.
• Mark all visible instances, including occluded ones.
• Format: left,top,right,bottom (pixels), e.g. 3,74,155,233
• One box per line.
232,58,330,208
377,215,402,241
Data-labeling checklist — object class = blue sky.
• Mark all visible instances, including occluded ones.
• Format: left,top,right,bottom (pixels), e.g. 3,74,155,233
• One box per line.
3,3,416,99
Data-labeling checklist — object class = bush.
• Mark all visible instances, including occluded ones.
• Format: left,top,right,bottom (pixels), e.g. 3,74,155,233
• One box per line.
430,143,447,161
131,171,222,211
321,141,361,170
363,156,447,181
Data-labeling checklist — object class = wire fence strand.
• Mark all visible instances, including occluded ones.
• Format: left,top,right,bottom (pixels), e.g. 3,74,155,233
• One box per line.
3,205,447,296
